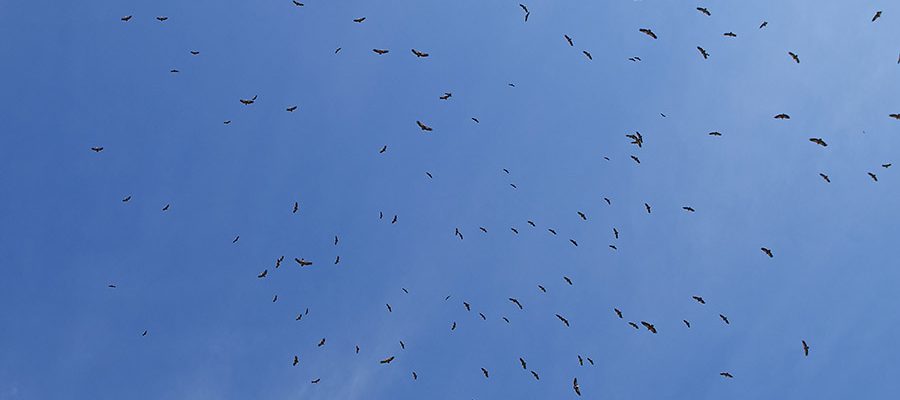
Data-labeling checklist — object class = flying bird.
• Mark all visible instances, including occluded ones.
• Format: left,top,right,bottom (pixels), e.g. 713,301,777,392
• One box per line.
373,49,389,55
481,367,490,377
379,145,387,153
564,35,573,46
631,155,641,164
720,372,734,378
577,211,587,220
641,321,657,333
293,356,299,366
439,92,452,100
563,276,573,285
286,105,297,112
582,51,592,60
719,314,730,324
121,15,132,22
416,120,433,131
295,258,313,266
91,147,104,152
759,21,768,29
683,206,695,212
628,322,639,329
819,173,831,183
692,296,705,304
809,138,827,147
573,377,581,396
311,379,320,384
293,0,304,6
802,340,810,356
531,371,540,380
613,228,619,238
696,7,711,16
353,17,366,23
644,203,652,213
190,50,199,55
889,114,900,120
411,49,429,58
520,358,527,369
683,320,691,328
723,32,737,37
509,298,523,309
761,247,773,258
391,215,397,224
788,52,800,63
873,11,882,22
386,304,392,313
639,28,658,39
556,314,570,327
156,16,168,21
882,163,892,168
292,202,299,213
697,46,709,59
257,270,267,278
412,372,417,380
774,113,791,119
709,131,722,136
614,308,623,318
868,172,878,182
380,356,395,364
142,330,148,336
518,4,530,21
538,285,547,292
239,95,257,105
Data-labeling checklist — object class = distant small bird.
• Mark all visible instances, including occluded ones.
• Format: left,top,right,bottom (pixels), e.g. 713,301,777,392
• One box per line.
683,320,691,328
531,371,540,380
335,47,342,54
873,11,882,22
631,155,641,164
439,92,452,100
759,21,768,29
169,69,179,73
719,314,730,324
311,378,320,384
293,0,304,6
108,284,116,288
788,52,800,63
604,197,611,205
577,211,587,220
353,17,366,23
527,220,535,227
882,163,892,168
240,95,257,105
511,227,519,234
692,296,705,304
614,308,623,318
761,247,773,258
416,120,433,131
570,239,579,246
121,15,132,22
451,322,456,330
463,302,471,311
292,202,299,213
399,340,405,349
578,355,584,366
481,367,490,377
412,372,417,380
379,145,387,153
802,340,810,356
286,105,297,112
582,51,592,60
696,7,711,16
142,330,148,336
538,285,547,292
272,295,278,302
373,49,389,55
628,322,639,329
223,120,231,124
723,32,737,37
809,138,827,147
868,172,878,182
355,345,360,353
190,51,199,55
411,49,429,58
293,356,299,366
258,270,267,278
122,196,132,202
573,377,581,396
641,321,657,333
819,173,831,183
608,245,617,250
628,57,641,62
697,46,710,59
564,35,573,46
889,113,900,120
709,131,722,136
156,16,168,21
563,276,573,285
556,314,570,327
518,4,529,22
471,117,480,123
318,338,326,346
774,113,791,119
509,298,523,309
644,203,652,213
426,172,433,178
720,372,734,378
639,28,658,39
295,258,313,266
386,303,392,313
232,235,239,243
91,147,104,152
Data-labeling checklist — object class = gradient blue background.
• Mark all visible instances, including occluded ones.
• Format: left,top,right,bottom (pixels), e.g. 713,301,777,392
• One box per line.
2,1,899,399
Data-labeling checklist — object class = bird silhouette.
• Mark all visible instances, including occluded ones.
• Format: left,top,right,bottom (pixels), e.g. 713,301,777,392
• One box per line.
556,314,570,327
761,247,774,258
802,340,810,356
788,52,800,63
696,7,711,16
416,121,433,131
639,28,658,39
697,46,710,59
873,11,882,22
564,35,573,46
411,49,429,58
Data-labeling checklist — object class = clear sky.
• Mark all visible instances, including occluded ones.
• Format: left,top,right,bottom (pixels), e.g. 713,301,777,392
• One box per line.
1,1,899,399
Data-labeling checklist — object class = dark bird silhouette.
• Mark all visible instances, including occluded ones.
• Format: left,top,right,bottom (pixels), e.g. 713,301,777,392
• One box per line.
480,227,488,233
292,202,299,213
91,147,104,152
142,330,149,336
883,163,892,168
556,314,570,327
697,46,710,59
570,239,578,246
873,11,882,22
527,220,535,227
411,49,429,58
386,304,392,312
399,341,405,349
563,276,573,285
631,155,641,164
156,16,168,21
439,92,452,100
463,302,471,311
401,287,408,293
169,69,179,73
641,321,657,333
724,32,737,37
356,345,360,354
416,120,433,131
257,270,267,278
720,372,734,378
190,51,199,55
614,308,623,318
335,47,342,54
538,285,547,292
472,117,480,123
604,197,611,205
802,340,810,356
317,338,326,347
573,377,581,396
379,145,387,153
692,296,705,304
509,298,523,309
564,35,573,46
577,211,587,220
425,172,433,179
639,28,658,39
774,113,790,119
479,312,486,320
578,355,584,366
295,258,313,266
820,173,831,183
628,322,639,329
511,227,519,234
645,203,652,213
223,120,231,124
788,52,800,63
391,215,398,224
683,320,691,328
709,131,722,136
122,196,132,202
373,49,389,55
893,114,900,120
412,372,417,380
520,358,527,369
696,7,711,16
683,206,695,212
518,4,529,21
613,228,619,238
121,15,132,22
353,17,366,23
272,295,278,302
761,247,773,258
719,314,730,324
380,356,395,364
311,379,320,384
868,172,878,182
286,105,298,112
582,51,592,60
239,95,257,105
609,245,617,250
481,367,489,378
759,21,768,29
292,356,299,366
276,256,284,268
626,132,643,147
451,322,456,330
108,284,116,288
531,370,540,380
809,138,827,147
293,0,304,6
587,357,594,365
547,229,556,235
628,57,642,62
232,235,239,243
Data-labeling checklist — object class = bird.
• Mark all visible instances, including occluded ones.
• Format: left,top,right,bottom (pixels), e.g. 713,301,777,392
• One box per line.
91,147,104,152
310,378,321,384
697,46,710,59
639,28,658,39
531,370,540,380
169,69,179,73
683,206,696,212
412,372,417,380
692,296,705,304
518,4,529,21
570,239,579,246
335,47,342,54
190,51,199,55
107,284,116,288
391,215,398,224
644,203,652,213
631,155,641,164
873,11,882,22
353,17,366,23
761,247,774,258
578,355,584,366
709,131,722,136
272,295,278,302
723,32,737,37
463,302,471,311
626,131,643,147
788,52,800,63
628,57,642,62
481,367,490,378
556,314,570,327
577,211,587,220
868,172,878,182
774,113,791,119
439,92,452,100
613,228,619,238
386,304,392,312
379,145,387,153
564,35,573,46
425,172,433,178
316,338,326,347
759,21,768,29
809,138,828,147
604,197,611,205
223,120,231,124
373,49,389,55
582,51,592,60
719,314,730,324
573,377,581,396
628,322,639,329
141,330,149,336
379,356,396,364
526,220,535,227
293,0,304,6
511,227,519,234
883,163,892,168
239,95,257,105
519,358,527,369
232,235,239,243
156,16,168,21
720,372,734,378
480,227,488,233
293,356,299,366
295,258,313,266
614,308,623,318
121,15,132,22
609,245,617,250
509,298,523,309
696,7,711,16
286,106,298,112
641,321,657,333
292,202,299,213
683,320,691,328
451,322,456,330
538,285,547,292
471,117,480,123
563,276,573,285
819,173,831,183
478,313,487,320
802,340,810,356
257,270,267,278
416,121,433,131
399,341,405,349
587,357,594,365
411,49,429,57
122,196,132,202
355,346,360,354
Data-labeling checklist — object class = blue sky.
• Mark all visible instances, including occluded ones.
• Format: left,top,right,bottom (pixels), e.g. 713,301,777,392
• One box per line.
2,0,899,399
